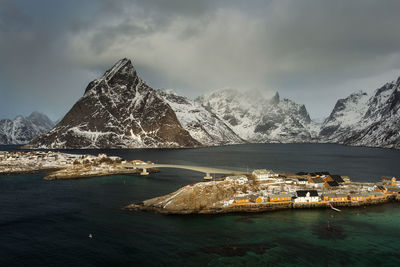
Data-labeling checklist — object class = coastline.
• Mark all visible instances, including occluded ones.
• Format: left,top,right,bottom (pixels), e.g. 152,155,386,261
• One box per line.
126,193,396,215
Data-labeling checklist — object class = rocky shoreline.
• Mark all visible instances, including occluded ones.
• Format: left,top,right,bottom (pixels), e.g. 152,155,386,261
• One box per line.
124,179,399,215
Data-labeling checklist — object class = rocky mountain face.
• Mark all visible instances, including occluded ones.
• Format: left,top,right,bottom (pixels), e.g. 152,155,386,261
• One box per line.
23,56,400,149
27,58,200,149
0,112,54,144
196,89,318,143
322,77,400,149
157,89,244,146
319,90,369,142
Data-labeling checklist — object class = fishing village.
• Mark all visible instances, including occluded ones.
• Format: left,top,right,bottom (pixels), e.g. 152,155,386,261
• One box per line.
0,151,156,180
1,151,400,214
126,169,400,214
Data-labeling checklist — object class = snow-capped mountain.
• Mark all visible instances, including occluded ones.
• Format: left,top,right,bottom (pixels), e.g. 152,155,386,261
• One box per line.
344,77,400,149
27,58,200,149
319,90,369,142
320,76,400,149
196,89,317,143
157,89,245,146
0,112,54,144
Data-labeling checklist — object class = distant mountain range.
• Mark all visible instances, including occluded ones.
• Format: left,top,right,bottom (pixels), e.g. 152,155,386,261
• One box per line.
0,112,54,144
13,58,400,149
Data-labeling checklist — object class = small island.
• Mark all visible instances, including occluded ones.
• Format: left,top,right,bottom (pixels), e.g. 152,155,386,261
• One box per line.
125,169,400,214
0,151,157,179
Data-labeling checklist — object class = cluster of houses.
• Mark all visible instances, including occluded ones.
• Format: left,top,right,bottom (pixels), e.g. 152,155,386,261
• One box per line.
226,169,399,205
0,151,126,173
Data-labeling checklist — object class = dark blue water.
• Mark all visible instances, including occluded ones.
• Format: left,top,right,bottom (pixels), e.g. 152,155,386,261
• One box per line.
1,144,400,266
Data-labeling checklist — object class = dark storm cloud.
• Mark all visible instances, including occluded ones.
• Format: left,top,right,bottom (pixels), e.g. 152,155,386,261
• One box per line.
1,0,400,121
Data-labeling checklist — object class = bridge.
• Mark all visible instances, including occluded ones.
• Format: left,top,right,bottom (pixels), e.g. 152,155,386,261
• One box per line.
122,163,247,180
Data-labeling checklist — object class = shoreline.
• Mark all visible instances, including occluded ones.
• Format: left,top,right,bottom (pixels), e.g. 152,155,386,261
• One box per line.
126,194,397,215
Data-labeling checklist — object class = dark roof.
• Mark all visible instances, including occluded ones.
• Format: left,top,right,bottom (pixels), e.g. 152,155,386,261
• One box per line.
376,185,386,190
296,190,319,197
326,181,339,187
312,177,325,183
308,173,317,177
298,178,307,182
296,172,307,175
330,175,345,183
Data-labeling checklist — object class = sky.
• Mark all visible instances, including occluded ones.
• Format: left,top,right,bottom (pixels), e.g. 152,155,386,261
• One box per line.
1,0,400,121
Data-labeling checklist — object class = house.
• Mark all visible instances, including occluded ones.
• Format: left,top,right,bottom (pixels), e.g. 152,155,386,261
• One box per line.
308,177,325,188
349,193,365,201
374,185,387,193
248,195,264,203
322,176,334,182
322,193,348,202
324,180,339,189
385,186,400,194
297,178,308,185
234,196,249,204
296,172,307,176
225,175,248,185
294,190,319,203
341,176,351,183
382,177,397,186
370,192,385,199
252,169,279,182
330,175,345,184
269,193,291,202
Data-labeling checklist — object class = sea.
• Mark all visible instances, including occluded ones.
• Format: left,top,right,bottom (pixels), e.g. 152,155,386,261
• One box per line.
1,143,400,266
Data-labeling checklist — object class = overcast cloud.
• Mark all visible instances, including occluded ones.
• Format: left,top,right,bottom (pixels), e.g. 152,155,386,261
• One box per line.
1,0,400,121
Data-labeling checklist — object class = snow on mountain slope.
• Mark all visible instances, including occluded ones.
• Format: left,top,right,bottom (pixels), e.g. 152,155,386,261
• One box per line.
157,89,245,146
344,77,400,149
27,58,200,149
0,112,54,144
196,89,316,143
319,90,369,142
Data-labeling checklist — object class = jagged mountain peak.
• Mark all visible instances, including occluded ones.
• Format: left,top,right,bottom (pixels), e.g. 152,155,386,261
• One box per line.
84,58,139,95
28,59,199,149
270,92,280,105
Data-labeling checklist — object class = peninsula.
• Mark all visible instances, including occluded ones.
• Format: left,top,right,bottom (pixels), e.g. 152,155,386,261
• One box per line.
126,169,400,214
0,151,157,179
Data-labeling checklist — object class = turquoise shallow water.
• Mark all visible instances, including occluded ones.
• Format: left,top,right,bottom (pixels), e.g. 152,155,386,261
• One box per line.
1,144,400,266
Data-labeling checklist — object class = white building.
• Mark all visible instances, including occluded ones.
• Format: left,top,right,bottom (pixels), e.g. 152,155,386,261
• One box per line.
294,190,320,203
252,169,279,182
225,175,248,185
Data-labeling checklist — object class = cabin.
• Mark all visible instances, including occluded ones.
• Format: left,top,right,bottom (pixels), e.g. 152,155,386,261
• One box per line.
268,193,291,202
294,190,319,203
